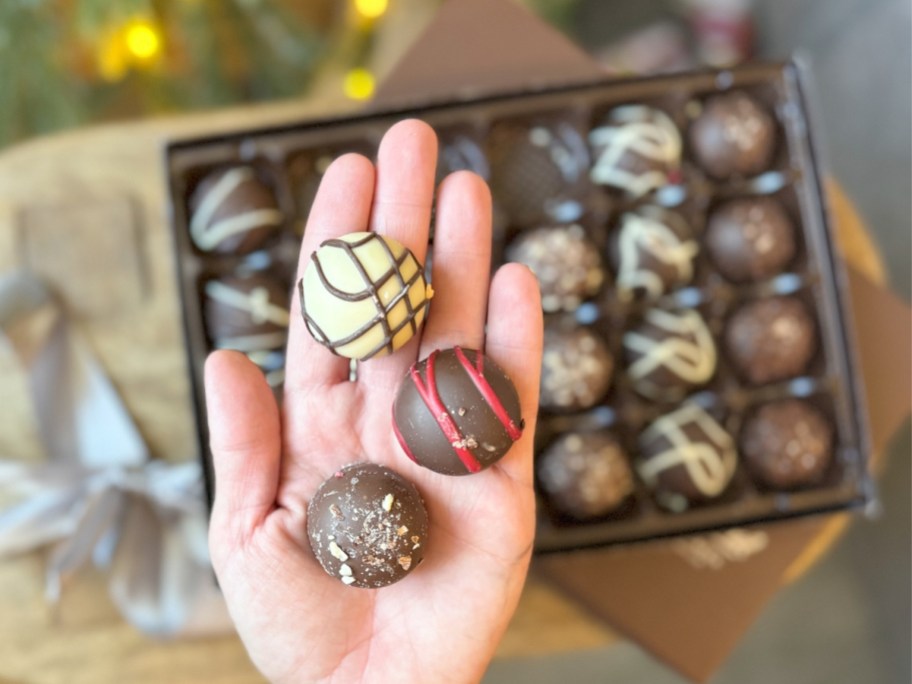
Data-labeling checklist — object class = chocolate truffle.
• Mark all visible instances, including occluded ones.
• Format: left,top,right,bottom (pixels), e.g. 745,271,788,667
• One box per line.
393,347,523,476
624,308,716,401
291,143,374,228
189,166,283,254
725,296,817,384
741,399,833,489
637,404,738,512
540,327,614,411
689,91,776,179
611,206,698,302
246,348,285,389
589,105,682,197
488,121,589,226
299,232,433,360
706,197,796,282
203,274,290,352
306,463,429,589
505,224,605,312
538,431,635,520
436,131,490,184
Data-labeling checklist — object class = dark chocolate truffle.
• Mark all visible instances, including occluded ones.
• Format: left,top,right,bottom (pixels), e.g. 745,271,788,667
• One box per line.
589,105,682,197
637,403,738,512
436,131,490,184
246,348,285,389
506,224,605,312
393,347,523,476
725,296,817,384
306,463,429,589
488,121,589,226
299,232,433,361
538,431,634,520
706,197,796,282
203,274,290,353
741,399,833,489
689,91,776,179
610,206,698,302
290,143,375,232
189,166,283,254
540,327,614,411
624,308,716,401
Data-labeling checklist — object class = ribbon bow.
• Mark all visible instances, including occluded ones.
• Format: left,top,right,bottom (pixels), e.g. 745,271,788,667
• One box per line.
0,272,231,636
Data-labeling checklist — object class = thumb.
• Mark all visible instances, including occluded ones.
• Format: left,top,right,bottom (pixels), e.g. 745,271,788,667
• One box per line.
204,350,282,567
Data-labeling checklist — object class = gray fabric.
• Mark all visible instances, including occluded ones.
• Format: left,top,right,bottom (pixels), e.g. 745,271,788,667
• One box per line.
0,271,232,636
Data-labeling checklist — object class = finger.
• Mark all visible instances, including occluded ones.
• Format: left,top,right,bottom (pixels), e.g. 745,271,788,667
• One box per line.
205,351,282,555
484,263,543,488
358,119,438,391
419,171,492,357
285,153,376,390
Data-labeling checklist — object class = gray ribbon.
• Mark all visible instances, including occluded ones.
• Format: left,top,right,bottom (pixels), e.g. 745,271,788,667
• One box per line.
0,271,232,636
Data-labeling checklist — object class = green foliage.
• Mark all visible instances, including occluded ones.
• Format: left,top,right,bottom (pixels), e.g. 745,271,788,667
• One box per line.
0,0,331,148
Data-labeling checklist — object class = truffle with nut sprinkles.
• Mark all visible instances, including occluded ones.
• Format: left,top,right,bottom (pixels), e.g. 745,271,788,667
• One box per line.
637,403,738,512
540,326,614,411
614,206,699,302
538,431,635,520
506,224,605,312
306,463,429,589
588,105,682,198
299,232,433,361
624,308,717,401
189,166,283,254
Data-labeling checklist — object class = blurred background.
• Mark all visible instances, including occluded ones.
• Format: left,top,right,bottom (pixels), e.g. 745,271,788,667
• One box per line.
1,0,909,682
2,0,909,300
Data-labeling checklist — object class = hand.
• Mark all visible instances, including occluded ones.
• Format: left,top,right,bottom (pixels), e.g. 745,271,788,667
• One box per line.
205,120,544,684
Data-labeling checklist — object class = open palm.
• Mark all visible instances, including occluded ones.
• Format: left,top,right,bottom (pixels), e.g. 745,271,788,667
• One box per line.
205,120,544,684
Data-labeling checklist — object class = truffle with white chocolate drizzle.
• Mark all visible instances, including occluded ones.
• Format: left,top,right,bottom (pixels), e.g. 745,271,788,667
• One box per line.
188,166,283,254
611,206,698,302
623,308,717,401
306,463,429,589
588,105,682,197
299,232,433,361
393,347,524,476
637,403,738,512
203,274,290,353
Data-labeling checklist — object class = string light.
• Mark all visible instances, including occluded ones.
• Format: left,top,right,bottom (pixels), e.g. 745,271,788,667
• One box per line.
355,0,389,20
124,19,162,62
97,31,128,82
344,68,375,100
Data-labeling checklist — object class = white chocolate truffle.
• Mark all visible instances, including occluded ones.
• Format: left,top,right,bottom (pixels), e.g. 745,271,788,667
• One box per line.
299,232,433,360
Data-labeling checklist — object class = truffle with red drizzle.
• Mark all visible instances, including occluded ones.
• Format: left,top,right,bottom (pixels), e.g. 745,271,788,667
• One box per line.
393,347,524,476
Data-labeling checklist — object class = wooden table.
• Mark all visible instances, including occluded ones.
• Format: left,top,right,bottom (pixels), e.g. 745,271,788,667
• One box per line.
0,101,885,684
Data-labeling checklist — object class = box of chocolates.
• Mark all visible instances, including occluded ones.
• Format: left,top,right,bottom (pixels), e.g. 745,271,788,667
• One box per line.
165,60,872,550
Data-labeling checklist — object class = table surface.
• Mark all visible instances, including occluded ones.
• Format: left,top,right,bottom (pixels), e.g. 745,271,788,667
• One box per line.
0,101,886,684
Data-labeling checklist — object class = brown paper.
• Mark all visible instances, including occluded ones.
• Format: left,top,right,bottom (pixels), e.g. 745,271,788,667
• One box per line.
374,0,912,680
373,0,604,108
845,266,912,458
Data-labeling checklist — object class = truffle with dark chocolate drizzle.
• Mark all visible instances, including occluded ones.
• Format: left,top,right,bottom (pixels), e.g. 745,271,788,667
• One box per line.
307,463,429,589
299,232,433,361
393,347,524,476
